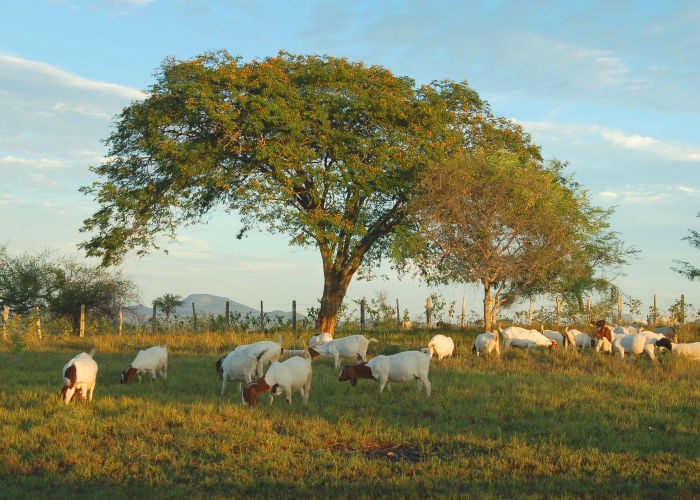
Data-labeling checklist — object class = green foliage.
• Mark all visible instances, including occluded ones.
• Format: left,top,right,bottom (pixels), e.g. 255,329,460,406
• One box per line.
0,246,137,332
1,330,699,497
672,212,700,281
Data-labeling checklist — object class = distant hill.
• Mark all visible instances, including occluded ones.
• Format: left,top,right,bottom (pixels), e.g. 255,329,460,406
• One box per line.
123,293,304,322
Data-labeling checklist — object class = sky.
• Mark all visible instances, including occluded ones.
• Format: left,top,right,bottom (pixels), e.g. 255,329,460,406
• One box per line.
1,0,699,323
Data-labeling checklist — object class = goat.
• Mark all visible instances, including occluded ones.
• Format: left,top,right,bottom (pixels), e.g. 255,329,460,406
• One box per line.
565,328,593,352
338,348,431,397
310,334,378,368
500,326,558,351
61,349,98,404
653,326,678,343
472,331,500,356
220,349,269,397
232,334,284,378
655,338,700,360
121,345,168,384
612,333,657,361
242,348,319,406
428,334,455,360
309,332,333,348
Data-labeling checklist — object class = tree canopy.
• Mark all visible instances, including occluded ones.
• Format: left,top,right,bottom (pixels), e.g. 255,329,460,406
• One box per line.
80,51,536,333
405,150,632,331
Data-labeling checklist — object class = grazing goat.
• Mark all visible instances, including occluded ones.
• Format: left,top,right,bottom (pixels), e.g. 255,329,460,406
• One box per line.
565,328,593,352
428,334,455,360
500,326,558,351
472,331,500,356
655,338,700,360
121,345,168,384
243,348,319,406
219,349,269,397
612,333,657,361
232,334,284,378
653,326,678,343
61,349,98,404
311,334,378,368
339,348,431,397
308,332,333,348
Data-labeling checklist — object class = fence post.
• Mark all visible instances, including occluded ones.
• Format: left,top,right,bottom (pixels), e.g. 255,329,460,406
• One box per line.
360,299,365,332
461,296,466,328
79,304,86,337
528,297,533,326
556,296,562,327
260,301,264,332
587,296,592,324
652,294,658,326
426,297,432,329
152,304,156,334
680,294,685,324
617,295,623,323
119,307,123,336
35,306,42,339
292,300,297,331
3,305,8,340
225,301,230,331
396,299,400,330
192,302,197,333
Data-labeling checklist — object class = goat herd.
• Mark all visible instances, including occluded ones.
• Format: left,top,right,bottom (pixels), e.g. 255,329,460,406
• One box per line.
60,320,699,406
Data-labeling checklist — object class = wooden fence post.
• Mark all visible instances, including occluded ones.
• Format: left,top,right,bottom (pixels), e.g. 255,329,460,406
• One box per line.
652,294,658,326
360,299,366,332
119,307,123,336
396,299,400,330
225,301,230,331
192,302,197,333
80,304,86,337
152,304,156,334
461,297,466,328
292,300,297,331
528,297,533,326
3,305,8,340
426,297,432,329
587,296,592,324
680,294,685,324
35,306,42,339
556,297,562,327
260,301,264,332
617,295,623,323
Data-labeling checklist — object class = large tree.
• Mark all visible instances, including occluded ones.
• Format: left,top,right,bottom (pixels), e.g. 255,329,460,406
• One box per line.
406,150,630,331
79,51,523,333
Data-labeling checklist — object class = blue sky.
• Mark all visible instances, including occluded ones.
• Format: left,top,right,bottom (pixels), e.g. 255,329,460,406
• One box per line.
1,0,699,322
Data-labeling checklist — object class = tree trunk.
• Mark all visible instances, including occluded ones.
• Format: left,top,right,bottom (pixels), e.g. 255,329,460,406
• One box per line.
483,281,492,333
316,268,355,334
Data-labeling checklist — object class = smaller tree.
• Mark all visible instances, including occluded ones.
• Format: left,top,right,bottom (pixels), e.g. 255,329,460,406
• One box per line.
672,213,700,281
153,294,184,324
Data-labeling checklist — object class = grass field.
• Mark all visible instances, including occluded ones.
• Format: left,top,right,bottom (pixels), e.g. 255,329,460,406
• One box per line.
1,327,699,498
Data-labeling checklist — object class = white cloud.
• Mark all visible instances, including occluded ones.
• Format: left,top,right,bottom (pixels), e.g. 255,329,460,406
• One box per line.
519,120,700,162
0,54,145,101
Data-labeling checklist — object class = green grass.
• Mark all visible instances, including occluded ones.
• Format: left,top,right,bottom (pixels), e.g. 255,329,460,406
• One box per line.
1,328,699,498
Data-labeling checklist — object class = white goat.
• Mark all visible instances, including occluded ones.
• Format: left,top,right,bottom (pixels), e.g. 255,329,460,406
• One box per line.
612,333,657,361
655,338,700,361
234,334,284,378
311,334,379,368
338,348,431,397
61,349,98,404
566,328,593,352
219,348,269,396
501,326,558,351
472,331,500,356
428,334,455,360
308,332,333,348
121,345,168,384
242,348,318,405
